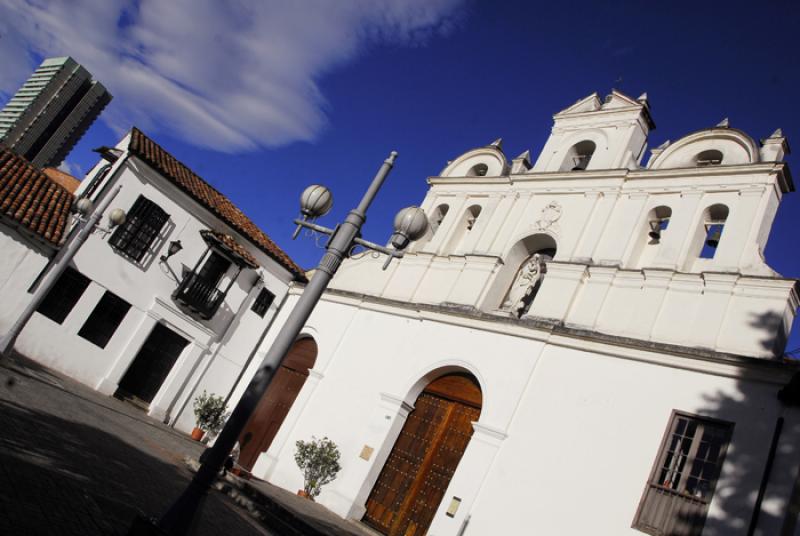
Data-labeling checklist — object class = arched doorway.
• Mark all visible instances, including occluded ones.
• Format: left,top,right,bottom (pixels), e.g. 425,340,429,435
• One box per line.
363,373,482,536
238,337,317,471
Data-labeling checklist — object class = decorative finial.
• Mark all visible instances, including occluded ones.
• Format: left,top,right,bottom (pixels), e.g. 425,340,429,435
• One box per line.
514,149,531,162
716,118,730,128
769,128,784,138
656,140,671,150
488,138,503,151
637,92,648,102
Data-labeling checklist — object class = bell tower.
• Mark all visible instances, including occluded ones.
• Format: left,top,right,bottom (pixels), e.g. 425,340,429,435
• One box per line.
532,90,655,172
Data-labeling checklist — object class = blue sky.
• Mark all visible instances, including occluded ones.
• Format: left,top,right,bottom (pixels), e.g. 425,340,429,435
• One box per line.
2,0,799,350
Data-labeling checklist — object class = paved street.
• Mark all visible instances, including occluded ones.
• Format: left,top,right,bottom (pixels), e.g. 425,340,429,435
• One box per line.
0,352,273,536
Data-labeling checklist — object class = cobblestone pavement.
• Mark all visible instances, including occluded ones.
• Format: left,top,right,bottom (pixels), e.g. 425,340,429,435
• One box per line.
0,352,273,536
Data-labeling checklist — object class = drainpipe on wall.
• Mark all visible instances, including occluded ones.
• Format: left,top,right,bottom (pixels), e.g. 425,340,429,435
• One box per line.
223,283,293,408
27,154,128,293
0,181,125,357
167,272,265,426
747,414,784,536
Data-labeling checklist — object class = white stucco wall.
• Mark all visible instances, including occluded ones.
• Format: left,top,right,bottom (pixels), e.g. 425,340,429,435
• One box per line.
0,226,51,333
10,144,295,430
245,292,800,535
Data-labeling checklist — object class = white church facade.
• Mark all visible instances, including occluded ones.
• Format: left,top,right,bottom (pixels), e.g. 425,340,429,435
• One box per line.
229,91,800,535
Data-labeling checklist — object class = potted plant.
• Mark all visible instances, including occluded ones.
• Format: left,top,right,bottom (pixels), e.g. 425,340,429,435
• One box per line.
192,391,229,442
294,436,342,500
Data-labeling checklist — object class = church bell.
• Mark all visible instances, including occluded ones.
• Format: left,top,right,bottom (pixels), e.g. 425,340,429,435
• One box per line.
706,229,721,248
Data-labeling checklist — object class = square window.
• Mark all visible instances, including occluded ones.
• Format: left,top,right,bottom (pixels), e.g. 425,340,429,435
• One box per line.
251,288,275,317
78,291,131,348
633,412,733,535
36,267,91,324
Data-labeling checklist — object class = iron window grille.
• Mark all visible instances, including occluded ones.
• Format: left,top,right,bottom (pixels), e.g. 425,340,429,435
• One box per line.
172,251,238,320
109,195,169,262
251,287,275,317
36,267,91,324
633,411,733,536
77,291,131,348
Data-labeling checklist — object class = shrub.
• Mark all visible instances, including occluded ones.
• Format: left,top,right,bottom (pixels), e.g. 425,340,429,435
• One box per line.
193,391,229,435
294,436,342,498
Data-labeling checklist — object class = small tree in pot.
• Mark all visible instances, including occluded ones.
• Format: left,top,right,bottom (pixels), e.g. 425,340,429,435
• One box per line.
192,391,229,441
294,436,341,500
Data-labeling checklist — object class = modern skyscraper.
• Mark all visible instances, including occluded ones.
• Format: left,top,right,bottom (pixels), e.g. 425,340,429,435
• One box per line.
0,56,112,168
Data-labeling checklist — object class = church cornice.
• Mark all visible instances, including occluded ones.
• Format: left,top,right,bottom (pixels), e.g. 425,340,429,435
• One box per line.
295,286,800,383
427,162,792,194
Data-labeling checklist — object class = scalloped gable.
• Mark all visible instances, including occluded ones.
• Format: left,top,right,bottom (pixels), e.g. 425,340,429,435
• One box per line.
601,90,641,110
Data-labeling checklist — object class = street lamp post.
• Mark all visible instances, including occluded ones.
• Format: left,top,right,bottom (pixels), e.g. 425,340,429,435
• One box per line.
131,151,427,535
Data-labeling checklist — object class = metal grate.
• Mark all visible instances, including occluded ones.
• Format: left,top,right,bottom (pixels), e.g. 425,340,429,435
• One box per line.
108,195,169,262
251,287,275,317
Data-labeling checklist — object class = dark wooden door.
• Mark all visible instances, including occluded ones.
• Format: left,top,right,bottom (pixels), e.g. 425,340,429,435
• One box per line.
364,374,481,536
238,338,317,470
117,323,189,406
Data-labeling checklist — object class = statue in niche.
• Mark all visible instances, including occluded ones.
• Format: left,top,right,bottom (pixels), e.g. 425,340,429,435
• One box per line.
502,253,547,317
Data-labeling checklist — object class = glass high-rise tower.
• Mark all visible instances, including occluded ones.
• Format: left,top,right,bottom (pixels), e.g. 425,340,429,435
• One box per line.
0,57,112,169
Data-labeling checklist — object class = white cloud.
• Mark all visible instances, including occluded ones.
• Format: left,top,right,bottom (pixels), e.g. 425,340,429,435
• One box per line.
57,160,82,177
0,0,464,151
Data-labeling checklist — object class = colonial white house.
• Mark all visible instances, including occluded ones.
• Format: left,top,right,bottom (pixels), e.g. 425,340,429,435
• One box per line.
228,91,800,535
0,129,305,432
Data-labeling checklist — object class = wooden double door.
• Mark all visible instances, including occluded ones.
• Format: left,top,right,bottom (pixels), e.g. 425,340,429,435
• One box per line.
364,374,482,536
238,338,318,470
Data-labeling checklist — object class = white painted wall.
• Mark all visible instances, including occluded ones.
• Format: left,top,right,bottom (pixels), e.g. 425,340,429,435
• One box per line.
0,226,52,333
249,291,800,535
7,135,296,431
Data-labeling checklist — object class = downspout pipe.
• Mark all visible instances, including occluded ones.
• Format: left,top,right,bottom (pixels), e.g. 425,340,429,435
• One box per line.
0,181,125,357
747,416,784,536
168,272,265,426
223,282,292,408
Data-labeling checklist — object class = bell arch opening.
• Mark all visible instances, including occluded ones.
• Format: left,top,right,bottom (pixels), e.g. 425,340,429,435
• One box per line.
560,140,597,171
363,372,482,536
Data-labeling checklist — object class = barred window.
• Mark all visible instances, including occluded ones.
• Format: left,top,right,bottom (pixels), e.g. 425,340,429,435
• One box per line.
109,196,169,262
36,267,91,324
633,412,733,536
251,287,275,317
78,291,131,348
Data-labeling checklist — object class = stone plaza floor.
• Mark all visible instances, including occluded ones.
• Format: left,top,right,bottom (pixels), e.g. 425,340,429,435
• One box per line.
0,351,275,536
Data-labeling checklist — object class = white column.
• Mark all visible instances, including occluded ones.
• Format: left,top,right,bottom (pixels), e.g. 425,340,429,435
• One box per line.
562,266,616,329
342,392,415,520
526,262,587,323
96,313,158,395
149,341,209,422
427,422,508,536
570,191,605,263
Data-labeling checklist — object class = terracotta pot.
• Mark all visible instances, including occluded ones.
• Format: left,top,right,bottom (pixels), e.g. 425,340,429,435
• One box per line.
191,427,205,441
297,489,312,500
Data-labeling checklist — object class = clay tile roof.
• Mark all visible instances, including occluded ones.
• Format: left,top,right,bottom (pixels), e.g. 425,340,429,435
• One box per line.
200,229,258,269
0,147,74,246
43,167,81,193
128,128,305,280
